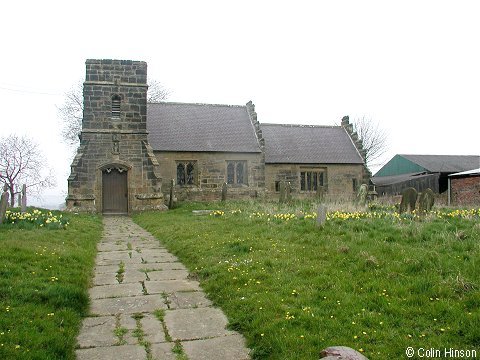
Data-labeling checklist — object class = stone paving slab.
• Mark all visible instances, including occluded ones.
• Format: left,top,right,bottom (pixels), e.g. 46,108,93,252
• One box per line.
164,307,236,341
93,273,119,286
144,280,201,294
97,243,128,252
132,262,187,271
76,344,146,360
141,313,167,343
95,264,121,274
167,291,213,309
146,269,189,281
123,270,148,283
151,343,176,360
90,295,168,316
140,254,179,263
89,283,144,299
77,216,250,359
77,316,117,348
182,335,251,360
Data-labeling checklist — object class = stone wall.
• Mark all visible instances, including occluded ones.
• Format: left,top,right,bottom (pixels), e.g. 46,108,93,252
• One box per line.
451,176,480,206
154,151,265,201
265,163,364,200
66,59,165,213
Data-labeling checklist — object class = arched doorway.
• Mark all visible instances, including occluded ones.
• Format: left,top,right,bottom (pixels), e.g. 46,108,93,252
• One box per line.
102,167,128,214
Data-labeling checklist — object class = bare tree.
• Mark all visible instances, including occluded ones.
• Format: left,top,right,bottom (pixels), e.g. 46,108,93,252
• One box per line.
58,80,170,147
351,116,389,168
58,81,83,146
146,80,171,103
0,134,55,207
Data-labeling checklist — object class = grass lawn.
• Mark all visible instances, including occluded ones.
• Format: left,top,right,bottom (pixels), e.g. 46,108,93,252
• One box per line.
135,202,480,359
0,210,102,360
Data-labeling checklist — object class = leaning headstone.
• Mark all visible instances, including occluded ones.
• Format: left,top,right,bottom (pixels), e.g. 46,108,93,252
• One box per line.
320,346,369,359
279,181,285,203
356,184,368,206
0,185,9,224
21,184,27,213
399,187,418,213
221,182,227,202
316,204,327,227
168,179,175,209
285,181,292,202
418,188,435,214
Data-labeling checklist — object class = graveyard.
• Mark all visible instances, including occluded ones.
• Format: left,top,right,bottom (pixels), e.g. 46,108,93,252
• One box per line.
1,195,478,359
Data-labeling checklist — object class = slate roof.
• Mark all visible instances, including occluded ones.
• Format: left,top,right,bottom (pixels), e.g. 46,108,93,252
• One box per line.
260,124,364,164
400,154,480,173
147,102,261,153
372,172,432,186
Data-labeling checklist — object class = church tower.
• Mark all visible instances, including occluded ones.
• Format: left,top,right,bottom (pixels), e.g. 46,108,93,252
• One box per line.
66,59,165,213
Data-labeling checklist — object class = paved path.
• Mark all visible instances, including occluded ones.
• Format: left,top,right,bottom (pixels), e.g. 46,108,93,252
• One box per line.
76,216,250,360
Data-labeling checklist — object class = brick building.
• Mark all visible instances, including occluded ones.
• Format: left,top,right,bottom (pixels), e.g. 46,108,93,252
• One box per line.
449,169,480,206
67,59,368,213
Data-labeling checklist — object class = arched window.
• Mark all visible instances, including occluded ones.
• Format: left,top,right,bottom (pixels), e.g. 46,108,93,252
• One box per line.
111,95,121,119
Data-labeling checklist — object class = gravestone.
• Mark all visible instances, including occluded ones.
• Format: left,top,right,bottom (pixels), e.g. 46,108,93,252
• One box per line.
356,184,368,206
0,185,9,224
418,188,435,214
21,184,27,213
168,179,175,209
399,187,418,213
221,182,227,202
279,181,285,203
286,181,292,202
316,204,327,227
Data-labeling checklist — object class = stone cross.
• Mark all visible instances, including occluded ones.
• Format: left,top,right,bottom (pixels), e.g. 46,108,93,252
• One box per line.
221,182,227,202
316,204,327,227
285,181,292,202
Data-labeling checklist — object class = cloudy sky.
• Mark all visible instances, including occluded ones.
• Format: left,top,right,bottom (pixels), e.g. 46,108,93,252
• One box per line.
1,0,479,207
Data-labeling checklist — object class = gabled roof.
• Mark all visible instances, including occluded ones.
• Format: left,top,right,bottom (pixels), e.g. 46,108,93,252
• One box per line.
260,124,364,164
400,154,480,173
147,102,261,153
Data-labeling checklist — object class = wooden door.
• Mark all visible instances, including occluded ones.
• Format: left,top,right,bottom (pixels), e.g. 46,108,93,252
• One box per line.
102,169,128,214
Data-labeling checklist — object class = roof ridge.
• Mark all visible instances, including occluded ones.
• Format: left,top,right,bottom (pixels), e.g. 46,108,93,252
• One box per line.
261,123,341,128
147,101,246,108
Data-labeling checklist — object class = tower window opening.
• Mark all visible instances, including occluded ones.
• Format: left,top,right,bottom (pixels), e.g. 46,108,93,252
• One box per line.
112,95,121,119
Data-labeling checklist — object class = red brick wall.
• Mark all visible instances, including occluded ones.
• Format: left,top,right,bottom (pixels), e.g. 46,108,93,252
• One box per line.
451,176,480,206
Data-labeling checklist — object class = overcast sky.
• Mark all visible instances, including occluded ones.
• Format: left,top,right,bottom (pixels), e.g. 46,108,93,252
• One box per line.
1,0,479,207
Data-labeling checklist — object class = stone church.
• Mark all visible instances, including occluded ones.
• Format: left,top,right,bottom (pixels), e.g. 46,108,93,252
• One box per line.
66,59,368,214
